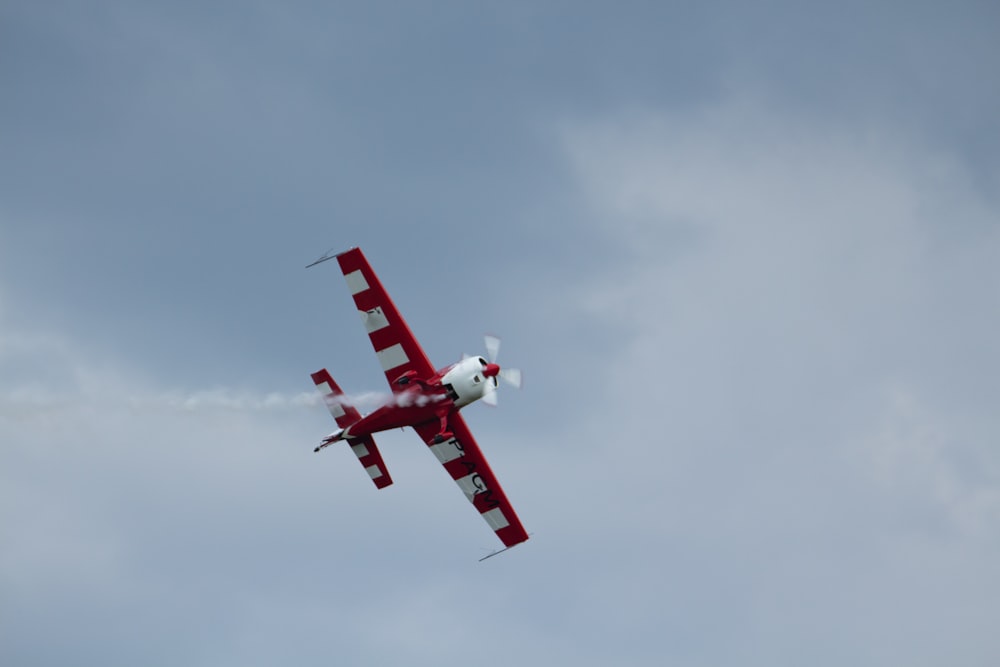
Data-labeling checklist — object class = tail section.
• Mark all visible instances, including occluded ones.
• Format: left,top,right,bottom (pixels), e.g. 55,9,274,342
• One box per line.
311,368,362,429
342,435,392,489
311,368,393,489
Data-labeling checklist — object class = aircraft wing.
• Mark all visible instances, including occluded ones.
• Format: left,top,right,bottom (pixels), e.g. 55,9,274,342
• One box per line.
413,413,530,548
335,248,437,391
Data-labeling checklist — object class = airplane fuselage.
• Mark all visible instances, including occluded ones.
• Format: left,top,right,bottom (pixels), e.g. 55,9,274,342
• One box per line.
332,356,496,441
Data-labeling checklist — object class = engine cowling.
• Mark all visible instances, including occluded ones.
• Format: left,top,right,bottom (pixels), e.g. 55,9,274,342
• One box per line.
440,356,491,407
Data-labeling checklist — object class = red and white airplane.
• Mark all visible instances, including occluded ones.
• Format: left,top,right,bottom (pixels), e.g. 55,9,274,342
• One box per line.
307,247,529,555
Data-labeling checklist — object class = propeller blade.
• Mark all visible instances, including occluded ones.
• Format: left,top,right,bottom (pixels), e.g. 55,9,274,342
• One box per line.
480,335,520,403
485,335,501,363
500,368,522,389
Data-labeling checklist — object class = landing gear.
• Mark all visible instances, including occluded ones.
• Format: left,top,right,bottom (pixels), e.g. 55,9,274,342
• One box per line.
432,412,453,444
314,429,344,453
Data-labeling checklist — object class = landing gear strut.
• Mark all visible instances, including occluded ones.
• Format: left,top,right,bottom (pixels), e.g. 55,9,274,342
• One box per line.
432,411,453,444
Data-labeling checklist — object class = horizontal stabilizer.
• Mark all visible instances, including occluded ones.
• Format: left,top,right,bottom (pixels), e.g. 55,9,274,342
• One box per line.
345,435,393,489
311,368,362,429
311,368,393,489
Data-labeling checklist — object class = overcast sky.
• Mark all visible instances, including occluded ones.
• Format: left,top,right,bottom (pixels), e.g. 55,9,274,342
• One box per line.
2,2,999,665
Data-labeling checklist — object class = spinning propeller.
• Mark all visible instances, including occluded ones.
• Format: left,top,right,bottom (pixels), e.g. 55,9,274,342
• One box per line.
481,335,522,406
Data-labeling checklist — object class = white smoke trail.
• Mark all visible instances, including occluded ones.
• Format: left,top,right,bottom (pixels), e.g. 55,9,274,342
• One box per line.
1,384,450,420
2,323,436,420
0,387,323,417
319,389,449,412
151,389,326,412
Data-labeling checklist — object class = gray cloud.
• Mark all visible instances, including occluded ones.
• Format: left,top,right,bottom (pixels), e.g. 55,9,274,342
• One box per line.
2,2,999,665
543,98,1000,664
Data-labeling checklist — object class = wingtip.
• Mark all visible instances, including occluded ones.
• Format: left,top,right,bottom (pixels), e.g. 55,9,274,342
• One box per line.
305,248,336,268
479,546,513,562
306,246,358,268
478,537,529,562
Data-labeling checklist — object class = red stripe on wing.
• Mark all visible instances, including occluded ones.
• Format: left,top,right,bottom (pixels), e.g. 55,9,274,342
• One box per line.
335,248,437,391
414,413,529,548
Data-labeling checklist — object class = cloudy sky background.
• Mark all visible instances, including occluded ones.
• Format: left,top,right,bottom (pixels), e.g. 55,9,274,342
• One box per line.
2,2,999,665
